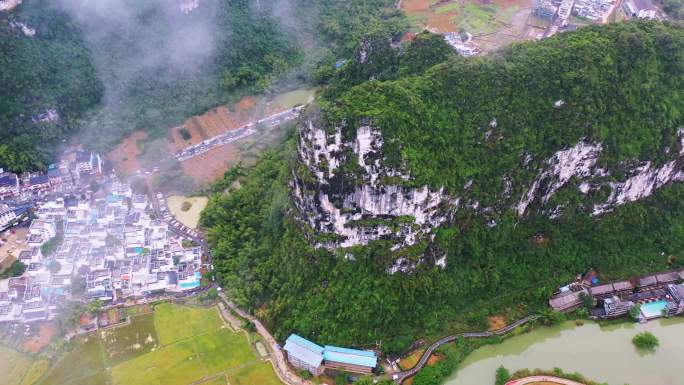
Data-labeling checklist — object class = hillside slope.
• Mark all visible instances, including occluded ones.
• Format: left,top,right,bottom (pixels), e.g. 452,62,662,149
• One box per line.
0,0,405,172
203,21,684,350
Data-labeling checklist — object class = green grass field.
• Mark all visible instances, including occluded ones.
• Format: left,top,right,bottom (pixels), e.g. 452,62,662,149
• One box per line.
450,3,500,34
194,328,256,373
22,303,279,385
20,360,49,385
38,336,108,385
227,362,283,385
0,345,34,385
154,303,223,345
112,339,205,385
200,375,228,385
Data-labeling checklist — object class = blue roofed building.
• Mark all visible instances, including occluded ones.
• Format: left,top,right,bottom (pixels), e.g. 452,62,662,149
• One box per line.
283,334,324,376
283,334,378,376
323,345,377,374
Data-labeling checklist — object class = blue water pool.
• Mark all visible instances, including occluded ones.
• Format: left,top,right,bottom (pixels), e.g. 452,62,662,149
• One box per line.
640,300,668,319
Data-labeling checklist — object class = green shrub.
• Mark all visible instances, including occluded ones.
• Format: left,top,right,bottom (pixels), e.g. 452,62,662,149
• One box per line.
632,331,659,350
495,366,511,385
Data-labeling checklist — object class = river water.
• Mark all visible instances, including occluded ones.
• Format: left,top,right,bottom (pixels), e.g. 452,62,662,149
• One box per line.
445,318,684,385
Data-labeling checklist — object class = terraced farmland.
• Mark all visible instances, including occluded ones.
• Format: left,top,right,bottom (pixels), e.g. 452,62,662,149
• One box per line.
5,302,280,385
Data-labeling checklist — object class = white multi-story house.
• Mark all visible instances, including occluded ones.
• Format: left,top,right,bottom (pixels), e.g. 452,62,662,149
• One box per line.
75,151,102,176
0,204,17,230
28,219,56,247
0,173,20,199
131,194,148,212
623,0,657,19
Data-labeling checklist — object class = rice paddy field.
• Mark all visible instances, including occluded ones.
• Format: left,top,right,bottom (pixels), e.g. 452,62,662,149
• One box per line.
401,0,536,51
3,302,279,385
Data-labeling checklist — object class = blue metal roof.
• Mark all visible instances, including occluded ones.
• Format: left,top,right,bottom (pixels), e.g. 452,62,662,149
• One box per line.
284,334,323,368
29,175,49,185
323,345,377,368
286,334,324,354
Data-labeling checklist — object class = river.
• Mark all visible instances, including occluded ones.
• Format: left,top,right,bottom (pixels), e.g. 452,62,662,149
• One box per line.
445,318,684,385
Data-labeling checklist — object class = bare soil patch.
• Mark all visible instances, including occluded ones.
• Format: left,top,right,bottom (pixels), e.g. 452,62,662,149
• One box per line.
22,322,57,353
488,315,507,330
108,130,147,176
399,348,425,370
168,96,260,153
0,227,27,267
426,353,444,365
181,144,242,185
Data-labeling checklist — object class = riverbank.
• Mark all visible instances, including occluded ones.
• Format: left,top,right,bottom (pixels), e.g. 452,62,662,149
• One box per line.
444,317,684,385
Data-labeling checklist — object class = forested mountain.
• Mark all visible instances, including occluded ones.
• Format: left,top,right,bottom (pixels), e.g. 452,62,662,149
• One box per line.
0,0,405,172
202,21,684,352
0,2,102,172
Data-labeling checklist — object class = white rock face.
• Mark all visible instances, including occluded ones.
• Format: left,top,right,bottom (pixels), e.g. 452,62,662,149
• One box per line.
517,140,602,216
11,21,35,36
293,118,453,257
179,0,200,14
518,129,684,217
32,109,59,123
0,0,21,12
593,160,684,215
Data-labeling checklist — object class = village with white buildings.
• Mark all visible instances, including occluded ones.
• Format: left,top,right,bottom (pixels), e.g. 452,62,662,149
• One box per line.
0,148,206,326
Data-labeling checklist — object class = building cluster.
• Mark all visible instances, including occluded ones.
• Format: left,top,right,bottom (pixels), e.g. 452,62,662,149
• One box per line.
550,269,684,322
534,0,657,24
283,334,378,377
0,152,204,324
622,0,658,19
443,32,480,57
0,150,103,202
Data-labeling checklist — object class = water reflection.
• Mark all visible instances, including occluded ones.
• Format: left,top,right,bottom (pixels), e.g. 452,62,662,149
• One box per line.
445,318,684,385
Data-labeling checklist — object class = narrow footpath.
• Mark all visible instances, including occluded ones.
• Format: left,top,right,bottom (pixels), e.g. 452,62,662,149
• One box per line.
393,315,539,384
218,292,315,385
217,289,537,385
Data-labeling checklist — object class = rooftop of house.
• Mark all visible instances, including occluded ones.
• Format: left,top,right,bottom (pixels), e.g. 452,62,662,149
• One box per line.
284,334,324,367
29,175,49,186
633,0,655,10
0,175,18,188
76,151,92,163
323,345,377,368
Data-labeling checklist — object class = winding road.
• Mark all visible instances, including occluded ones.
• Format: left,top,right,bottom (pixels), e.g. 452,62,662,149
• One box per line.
393,315,539,384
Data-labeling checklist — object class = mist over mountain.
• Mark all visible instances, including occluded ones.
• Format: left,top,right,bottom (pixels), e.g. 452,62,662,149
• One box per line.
0,0,403,172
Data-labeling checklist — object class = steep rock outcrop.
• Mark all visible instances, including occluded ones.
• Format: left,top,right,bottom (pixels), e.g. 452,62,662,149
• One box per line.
292,116,453,256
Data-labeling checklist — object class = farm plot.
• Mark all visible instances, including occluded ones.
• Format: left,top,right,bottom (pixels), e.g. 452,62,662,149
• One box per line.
227,362,283,385
37,336,108,385
100,313,159,366
402,0,531,44
0,345,33,385
153,303,223,345
194,328,256,373
111,339,204,385
19,359,49,385
28,303,281,385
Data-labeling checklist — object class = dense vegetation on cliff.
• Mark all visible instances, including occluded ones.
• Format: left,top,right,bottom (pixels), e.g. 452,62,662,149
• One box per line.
0,2,102,172
0,0,404,172
203,21,684,352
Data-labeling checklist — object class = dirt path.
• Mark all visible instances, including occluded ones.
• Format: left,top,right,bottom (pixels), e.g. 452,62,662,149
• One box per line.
218,293,315,385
